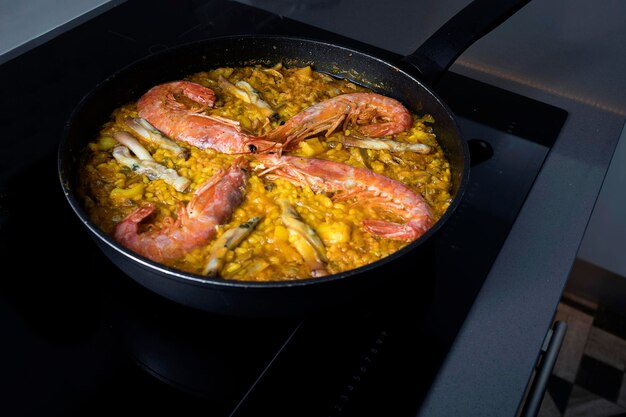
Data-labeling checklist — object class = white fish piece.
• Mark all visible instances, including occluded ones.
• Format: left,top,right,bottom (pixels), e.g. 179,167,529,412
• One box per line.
125,117,190,159
203,216,263,277
112,146,191,192
113,131,154,161
334,133,432,154
277,199,328,278
218,75,275,117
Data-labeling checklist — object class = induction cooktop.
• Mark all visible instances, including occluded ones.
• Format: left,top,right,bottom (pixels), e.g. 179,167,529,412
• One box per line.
0,1,566,416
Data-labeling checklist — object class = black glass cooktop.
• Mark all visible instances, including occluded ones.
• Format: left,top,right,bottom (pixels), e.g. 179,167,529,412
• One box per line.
0,1,566,416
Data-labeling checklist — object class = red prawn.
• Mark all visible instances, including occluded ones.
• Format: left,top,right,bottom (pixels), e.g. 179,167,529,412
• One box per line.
263,92,413,149
255,154,433,241
137,81,278,154
114,158,248,262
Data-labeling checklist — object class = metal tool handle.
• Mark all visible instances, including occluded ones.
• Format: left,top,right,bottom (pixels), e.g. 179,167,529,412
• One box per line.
519,320,567,417
402,0,532,84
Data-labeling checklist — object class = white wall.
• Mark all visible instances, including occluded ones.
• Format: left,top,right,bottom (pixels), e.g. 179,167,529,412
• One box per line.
577,124,626,277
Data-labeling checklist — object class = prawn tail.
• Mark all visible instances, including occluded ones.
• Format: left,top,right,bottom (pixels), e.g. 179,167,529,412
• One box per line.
114,204,156,237
113,204,166,262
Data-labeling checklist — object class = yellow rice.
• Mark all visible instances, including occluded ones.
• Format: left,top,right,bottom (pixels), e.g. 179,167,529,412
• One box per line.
78,64,452,281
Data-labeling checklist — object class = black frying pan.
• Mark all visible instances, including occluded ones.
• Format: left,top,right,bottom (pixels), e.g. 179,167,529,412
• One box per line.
58,0,531,316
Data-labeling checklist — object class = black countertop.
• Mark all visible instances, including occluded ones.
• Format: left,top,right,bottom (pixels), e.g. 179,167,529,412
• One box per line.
1,1,624,416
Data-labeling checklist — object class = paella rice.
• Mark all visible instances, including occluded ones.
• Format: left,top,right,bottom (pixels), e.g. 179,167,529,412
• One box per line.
78,64,452,281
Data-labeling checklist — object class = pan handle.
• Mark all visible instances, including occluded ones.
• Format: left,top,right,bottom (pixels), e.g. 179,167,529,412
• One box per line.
402,0,532,85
